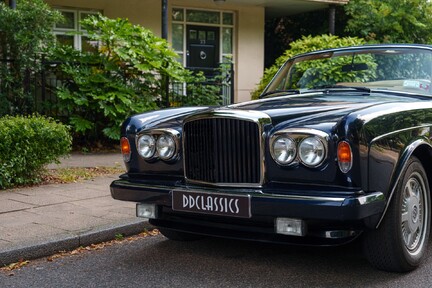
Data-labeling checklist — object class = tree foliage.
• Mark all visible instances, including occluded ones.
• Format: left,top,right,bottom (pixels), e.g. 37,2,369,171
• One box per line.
251,35,366,99
0,0,62,115
345,0,432,43
53,15,187,141
53,14,224,142
264,6,348,68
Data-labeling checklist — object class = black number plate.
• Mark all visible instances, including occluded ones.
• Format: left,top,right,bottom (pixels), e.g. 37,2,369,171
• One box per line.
172,190,251,218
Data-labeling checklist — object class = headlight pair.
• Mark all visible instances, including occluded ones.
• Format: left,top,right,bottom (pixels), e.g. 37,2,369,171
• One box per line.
137,129,179,161
270,129,328,168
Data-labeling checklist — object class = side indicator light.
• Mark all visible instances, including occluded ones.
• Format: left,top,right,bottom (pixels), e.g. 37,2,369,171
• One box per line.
337,141,352,173
120,137,131,162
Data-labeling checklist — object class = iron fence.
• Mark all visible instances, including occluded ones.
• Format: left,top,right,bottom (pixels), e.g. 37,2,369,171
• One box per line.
0,57,234,118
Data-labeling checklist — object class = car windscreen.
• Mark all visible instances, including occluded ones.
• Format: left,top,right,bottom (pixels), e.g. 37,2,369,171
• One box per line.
263,48,432,96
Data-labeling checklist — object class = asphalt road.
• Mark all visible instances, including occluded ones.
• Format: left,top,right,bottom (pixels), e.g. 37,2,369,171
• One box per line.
2,233,432,288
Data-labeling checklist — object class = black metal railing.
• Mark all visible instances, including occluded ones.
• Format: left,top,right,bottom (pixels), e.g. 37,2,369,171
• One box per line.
167,64,234,107
0,57,234,118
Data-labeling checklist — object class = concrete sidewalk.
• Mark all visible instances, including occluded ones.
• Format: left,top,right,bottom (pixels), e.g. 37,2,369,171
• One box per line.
0,153,152,266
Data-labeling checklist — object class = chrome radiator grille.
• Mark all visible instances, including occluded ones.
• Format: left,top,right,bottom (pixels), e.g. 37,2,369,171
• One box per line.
183,117,261,186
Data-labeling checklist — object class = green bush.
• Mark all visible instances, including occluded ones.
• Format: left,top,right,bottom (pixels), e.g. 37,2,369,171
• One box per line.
170,63,233,107
251,35,367,99
0,115,72,189
52,14,222,143
52,14,183,141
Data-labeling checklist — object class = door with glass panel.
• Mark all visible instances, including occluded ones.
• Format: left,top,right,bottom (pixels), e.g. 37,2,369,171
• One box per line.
186,25,219,74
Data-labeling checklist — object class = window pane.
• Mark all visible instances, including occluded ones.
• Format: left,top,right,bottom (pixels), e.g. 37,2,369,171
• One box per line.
198,30,206,41
189,30,197,40
80,13,96,24
223,13,233,25
79,12,97,31
222,55,233,63
176,53,184,65
56,11,75,29
172,24,184,51
56,34,74,47
172,8,184,21
81,36,99,53
186,10,220,24
80,12,95,21
223,28,232,54
207,31,215,41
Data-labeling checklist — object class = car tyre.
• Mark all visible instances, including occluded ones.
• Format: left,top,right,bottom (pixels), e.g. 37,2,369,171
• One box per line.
363,156,430,272
159,228,203,241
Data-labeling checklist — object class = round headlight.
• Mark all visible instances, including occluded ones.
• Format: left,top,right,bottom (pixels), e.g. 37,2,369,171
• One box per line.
271,136,296,165
156,134,176,160
137,134,156,159
299,137,326,167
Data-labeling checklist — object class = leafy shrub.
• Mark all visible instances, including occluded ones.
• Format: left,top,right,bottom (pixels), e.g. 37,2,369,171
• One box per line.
52,14,185,141
0,115,72,189
251,35,367,99
170,63,233,107
52,15,221,143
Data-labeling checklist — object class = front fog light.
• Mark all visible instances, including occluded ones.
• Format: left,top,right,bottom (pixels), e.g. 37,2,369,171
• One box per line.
157,134,176,160
276,218,306,236
136,203,157,219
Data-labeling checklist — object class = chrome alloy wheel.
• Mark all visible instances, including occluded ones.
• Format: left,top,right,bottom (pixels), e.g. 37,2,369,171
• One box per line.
401,171,428,254
364,157,430,272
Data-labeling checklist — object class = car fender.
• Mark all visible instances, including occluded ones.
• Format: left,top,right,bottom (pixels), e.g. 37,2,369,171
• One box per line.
375,139,432,228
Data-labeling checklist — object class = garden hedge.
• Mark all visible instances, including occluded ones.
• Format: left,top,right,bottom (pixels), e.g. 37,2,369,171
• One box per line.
0,115,72,189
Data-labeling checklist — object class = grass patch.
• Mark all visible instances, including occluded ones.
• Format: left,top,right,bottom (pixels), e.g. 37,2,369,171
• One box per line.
41,166,125,184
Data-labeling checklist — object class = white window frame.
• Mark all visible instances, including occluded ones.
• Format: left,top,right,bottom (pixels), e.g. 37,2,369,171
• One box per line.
171,7,235,67
53,8,101,51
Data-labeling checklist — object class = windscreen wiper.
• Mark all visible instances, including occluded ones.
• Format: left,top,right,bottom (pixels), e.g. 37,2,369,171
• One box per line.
259,89,301,99
313,84,371,93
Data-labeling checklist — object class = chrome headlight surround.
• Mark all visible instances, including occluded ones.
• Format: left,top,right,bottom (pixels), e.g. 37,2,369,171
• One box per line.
136,128,180,161
270,129,329,168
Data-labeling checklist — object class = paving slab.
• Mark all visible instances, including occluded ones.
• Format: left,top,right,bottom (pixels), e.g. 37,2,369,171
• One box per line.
0,153,153,266
48,153,124,169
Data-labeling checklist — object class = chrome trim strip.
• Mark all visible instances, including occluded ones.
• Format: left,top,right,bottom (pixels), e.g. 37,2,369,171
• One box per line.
323,230,360,239
371,124,432,143
273,128,330,139
112,180,385,205
354,192,385,205
184,109,272,124
227,92,324,108
182,109,272,188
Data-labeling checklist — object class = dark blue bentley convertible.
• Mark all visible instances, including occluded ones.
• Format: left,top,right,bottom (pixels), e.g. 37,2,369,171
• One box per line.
111,44,432,272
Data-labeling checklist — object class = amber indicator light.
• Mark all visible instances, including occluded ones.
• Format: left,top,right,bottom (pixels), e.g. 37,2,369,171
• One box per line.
337,141,352,163
120,137,131,155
